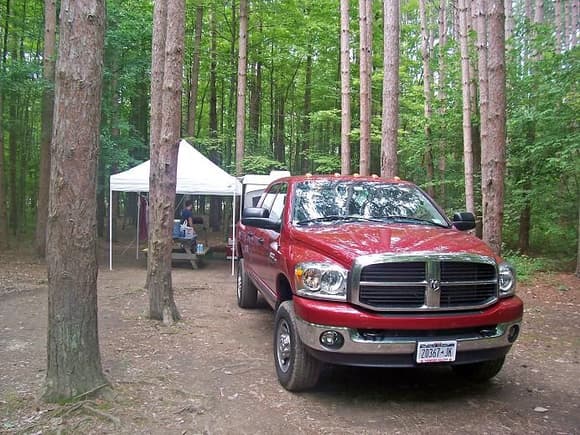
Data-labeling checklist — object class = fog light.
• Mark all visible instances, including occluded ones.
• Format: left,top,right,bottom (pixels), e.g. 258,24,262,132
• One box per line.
320,330,344,349
507,325,520,343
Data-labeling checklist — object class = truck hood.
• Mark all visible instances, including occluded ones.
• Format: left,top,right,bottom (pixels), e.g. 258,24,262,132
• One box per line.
289,223,499,267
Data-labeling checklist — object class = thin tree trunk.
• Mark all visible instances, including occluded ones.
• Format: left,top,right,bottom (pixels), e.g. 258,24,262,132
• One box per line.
571,0,578,48
274,91,286,163
533,0,543,24
302,53,312,173
481,0,506,255
208,7,221,232
340,0,351,175
420,0,435,197
0,94,6,247
147,0,185,323
555,0,562,52
505,0,514,43
235,0,248,175
36,0,57,257
380,0,399,178
43,0,107,402
186,5,203,137
249,60,261,147
359,0,371,175
437,0,447,204
525,0,533,21
459,0,475,214
564,0,571,49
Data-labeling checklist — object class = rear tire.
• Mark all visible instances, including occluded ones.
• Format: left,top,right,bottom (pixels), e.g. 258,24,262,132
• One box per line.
274,301,322,391
453,357,505,382
236,259,258,308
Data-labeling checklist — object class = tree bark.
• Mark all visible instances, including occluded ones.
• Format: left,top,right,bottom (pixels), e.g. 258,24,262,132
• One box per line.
459,0,475,214
35,0,57,257
274,91,286,163
481,0,506,255
147,0,185,323
340,0,351,175
525,0,533,21
235,0,248,175
419,0,435,197
249,59,262,147
380,0,399,178
359,0,372,176
437,0,447,204
43,0,107,402
571,0,578,48
186,5,203,138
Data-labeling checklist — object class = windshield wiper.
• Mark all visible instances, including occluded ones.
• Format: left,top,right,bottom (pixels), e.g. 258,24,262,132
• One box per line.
379,215,450,228
296,215,383,226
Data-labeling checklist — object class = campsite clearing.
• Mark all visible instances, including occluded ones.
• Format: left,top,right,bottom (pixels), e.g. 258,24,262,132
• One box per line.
0,244,579,434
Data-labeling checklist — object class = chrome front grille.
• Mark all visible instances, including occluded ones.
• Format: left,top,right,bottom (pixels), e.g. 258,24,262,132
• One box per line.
351,254,499,312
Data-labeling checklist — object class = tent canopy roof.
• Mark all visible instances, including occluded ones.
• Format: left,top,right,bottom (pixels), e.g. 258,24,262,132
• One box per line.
110,140,241,196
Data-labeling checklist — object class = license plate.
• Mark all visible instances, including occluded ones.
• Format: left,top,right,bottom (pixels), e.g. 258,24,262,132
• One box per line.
416,340,457,363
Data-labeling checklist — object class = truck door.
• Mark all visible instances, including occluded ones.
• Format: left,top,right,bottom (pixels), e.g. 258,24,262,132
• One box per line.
260,183,287,296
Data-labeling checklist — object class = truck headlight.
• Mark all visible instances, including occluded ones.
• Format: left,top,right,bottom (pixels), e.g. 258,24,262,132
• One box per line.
498,262,516,297
295,262,348,301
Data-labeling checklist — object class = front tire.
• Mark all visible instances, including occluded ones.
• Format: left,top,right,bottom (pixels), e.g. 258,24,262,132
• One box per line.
274,301,322,391
236,259,258,308
453,357,505,382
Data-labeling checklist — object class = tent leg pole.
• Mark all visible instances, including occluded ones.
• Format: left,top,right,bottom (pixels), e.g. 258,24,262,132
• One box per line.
109,186,113,270
136,192,140,260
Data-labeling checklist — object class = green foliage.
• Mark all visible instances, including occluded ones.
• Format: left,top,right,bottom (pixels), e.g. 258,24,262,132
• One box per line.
242,155,287,175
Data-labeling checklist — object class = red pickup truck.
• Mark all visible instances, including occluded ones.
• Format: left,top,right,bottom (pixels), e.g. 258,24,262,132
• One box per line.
237,175,522,391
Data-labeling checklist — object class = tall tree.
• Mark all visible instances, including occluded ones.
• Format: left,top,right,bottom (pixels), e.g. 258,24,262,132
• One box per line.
437,0,447,203
235,0,248,175
505,0,514,41
380,0,399,178
340,0,351,175
147,0,185,323
459,0,475,213
419,0,435,196
301,52,312,173
35,0,57,257
359,0,372,175
0,3,7,249
186,5,203,138
481,0,506,255
44,0,107,401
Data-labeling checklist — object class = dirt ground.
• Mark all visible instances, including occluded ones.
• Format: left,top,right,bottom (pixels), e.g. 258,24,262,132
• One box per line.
1,240,579,434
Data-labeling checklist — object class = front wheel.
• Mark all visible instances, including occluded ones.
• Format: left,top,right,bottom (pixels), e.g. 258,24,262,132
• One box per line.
236,259,258,308
452,357,506,382
274,301,322,391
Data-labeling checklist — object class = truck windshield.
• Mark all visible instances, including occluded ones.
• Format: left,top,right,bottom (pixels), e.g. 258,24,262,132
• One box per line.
292,180,449,228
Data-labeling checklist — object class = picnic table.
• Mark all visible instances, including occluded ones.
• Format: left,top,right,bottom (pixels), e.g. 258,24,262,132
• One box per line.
143,238,210,270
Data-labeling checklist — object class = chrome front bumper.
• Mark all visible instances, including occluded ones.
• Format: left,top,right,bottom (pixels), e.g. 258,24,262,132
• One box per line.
296,317,522,366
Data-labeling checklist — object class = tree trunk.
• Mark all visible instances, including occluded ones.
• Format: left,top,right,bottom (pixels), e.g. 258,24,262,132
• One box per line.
437,0,447,204
43,0,107,402
518,196,531,255
249,60,261,147
235,0,248,175
525,0,533,21
420,0,435,197
302,53,312,173
186,5,203,138
459,0,475,214
359,0,372,176
571,0,578,48
274,91,286,163
208,7,221,232
35,0,57,257
0,91,6,249
340,0,351,175
147,0,185,323
505,0,514,42
555,0,563,52
533,0,543,24
481,0,506,255
380,0,399,178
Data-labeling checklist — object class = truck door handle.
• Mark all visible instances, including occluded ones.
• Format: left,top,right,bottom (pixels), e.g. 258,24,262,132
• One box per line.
257,237,264,245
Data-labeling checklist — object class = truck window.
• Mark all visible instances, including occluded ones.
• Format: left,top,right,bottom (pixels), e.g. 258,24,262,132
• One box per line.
269,184,287,222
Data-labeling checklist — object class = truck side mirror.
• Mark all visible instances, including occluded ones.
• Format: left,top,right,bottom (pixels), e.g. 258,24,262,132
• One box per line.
242,207,270,219
241,207,281,232
452,212,476,231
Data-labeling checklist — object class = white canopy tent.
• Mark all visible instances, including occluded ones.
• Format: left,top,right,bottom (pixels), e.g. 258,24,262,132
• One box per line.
109,139,242,273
